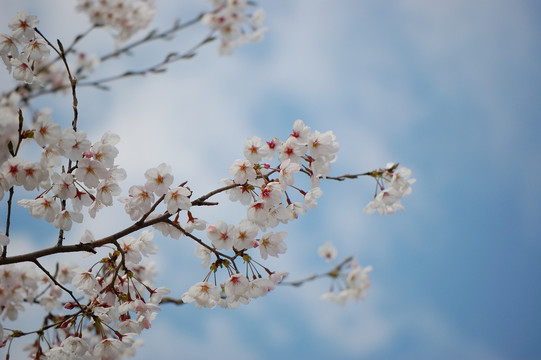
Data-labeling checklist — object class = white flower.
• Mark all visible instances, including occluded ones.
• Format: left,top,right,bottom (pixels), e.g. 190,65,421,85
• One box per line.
308,130,339,159
207,221,235,250
290,119,311,145
72,271,100,299
53,209,83,231
1,157,25,187
185,216,207,233
232,219,259,250
318,241,337,262
61,336,90,356
94,338,124,359
279,137,305,163
80,229,95,244
279,158,301,190
18,195,60,222
258,182,282,207
269,271,289,286
304,187,323,210
21,161,47,191
389,164,416,197
260,137,282,160
246,200,268,226
21,37,49,62
243,136,265,163
51,172,77,200
224,273,250,304
96,179,122,206
33,110,61,147
119,236,143,266
222,178,253,205
77,52,100,72
121,184,155,220
259,231,287,259
0,34,19,58
228,158,257,184
182,282,221,309
10,57,34,83
92,142,118,168
137,229,157,257
251,8,266,27
8,11,39,41
145,163,174,196
165,186,191,214
364,187,405,215
57,262,79,284
194,245,212,268
0,230,9,246
75,158,107,188
247,278,274,299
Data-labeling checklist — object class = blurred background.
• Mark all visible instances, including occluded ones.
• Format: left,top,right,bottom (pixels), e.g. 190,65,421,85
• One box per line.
1,1,540,359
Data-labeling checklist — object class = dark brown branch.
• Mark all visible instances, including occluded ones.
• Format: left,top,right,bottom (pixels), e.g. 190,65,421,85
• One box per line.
0,213,170,265
325,173,371,181
0,180,240,265
160,296,185,305
32,259,83,309
191,182,240,205
1,187,14,259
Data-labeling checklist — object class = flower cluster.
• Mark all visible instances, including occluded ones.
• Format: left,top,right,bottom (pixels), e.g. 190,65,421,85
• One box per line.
76,0,156,43
184,120,337,307
364,163,416,215
320,262,372,306
314,242,372,306
14,115,126,230
202,0,266,55
0,11,49,84
0,244,166,358
114,120,337,310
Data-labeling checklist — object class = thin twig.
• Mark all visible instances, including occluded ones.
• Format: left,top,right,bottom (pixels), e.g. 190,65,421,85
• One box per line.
32,259,84,309
282,256,354,287
34,28,79,131
78,34,215,89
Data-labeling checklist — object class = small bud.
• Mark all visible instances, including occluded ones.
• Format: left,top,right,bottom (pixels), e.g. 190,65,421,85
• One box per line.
64,302,77,310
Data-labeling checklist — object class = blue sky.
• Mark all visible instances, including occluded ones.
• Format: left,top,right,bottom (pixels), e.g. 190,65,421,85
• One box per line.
1,0,540,359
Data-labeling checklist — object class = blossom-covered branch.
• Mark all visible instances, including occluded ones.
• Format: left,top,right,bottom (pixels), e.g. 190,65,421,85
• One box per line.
0,1,415,358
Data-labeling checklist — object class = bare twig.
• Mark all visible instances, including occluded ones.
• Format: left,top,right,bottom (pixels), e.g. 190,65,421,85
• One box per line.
34,28,79,131
32,259,84,309
282,256,354,287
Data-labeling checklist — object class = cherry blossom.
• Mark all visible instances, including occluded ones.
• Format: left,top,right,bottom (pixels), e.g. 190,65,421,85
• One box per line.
145,163,174,196
202,0,267,55
228,158,257,184
318,241,337,262
9,57,34,83
75,158,108,188
259,231,287,260
194,245,212,268
224,273,250,305
243,136,265,163
21,37,49,62
8,11,38,41
181,282,221,309
164,186,191,214
279,158,301,190
207,220,235,250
